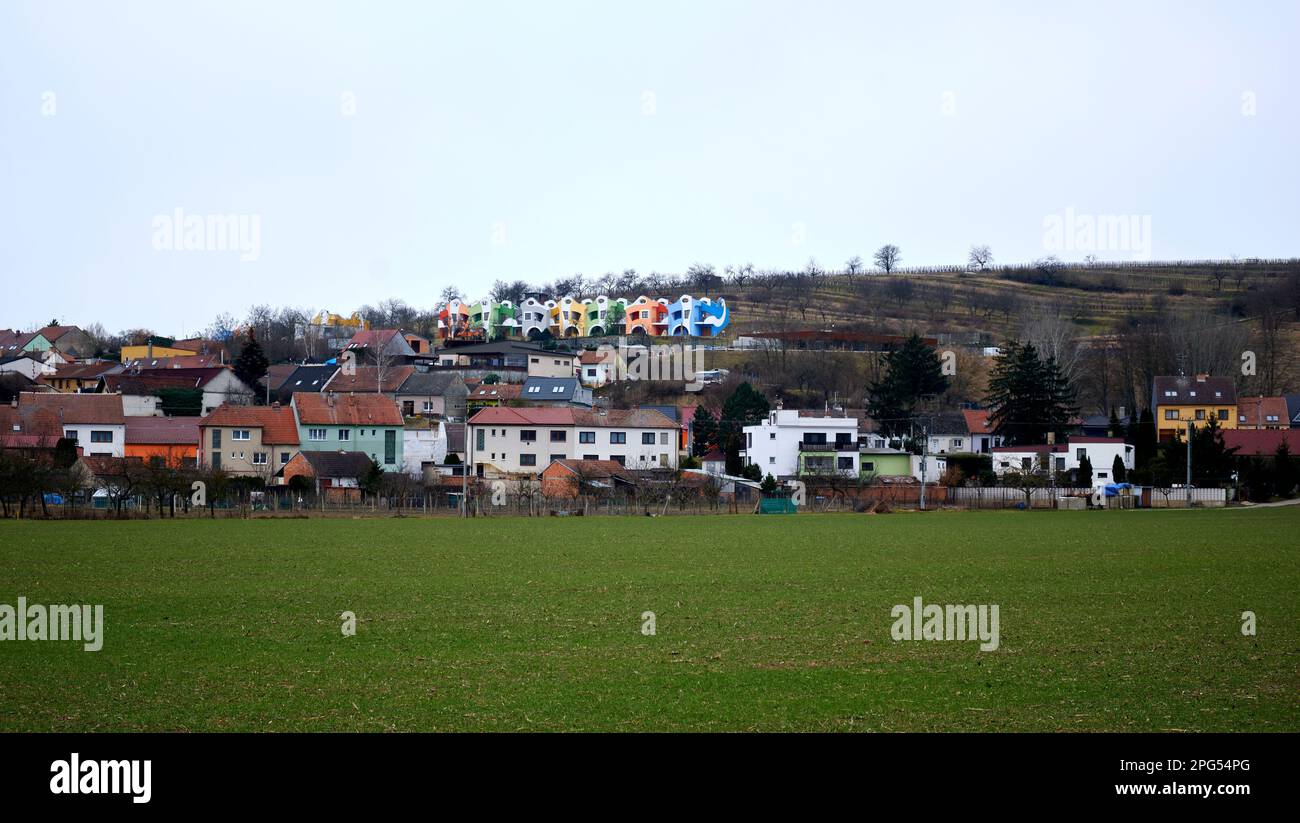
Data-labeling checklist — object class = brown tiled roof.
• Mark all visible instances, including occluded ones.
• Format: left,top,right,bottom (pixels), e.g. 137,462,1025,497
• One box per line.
293,392,403,426
124,354,224,370
1236,396,1290,427
36,325,80,342
324,365,415,394
468,406,573,426
18,392,125,425
572,408,677,428
470,383,521,400
201,404,300,444
125,416,201,445
295,450,375,478
1153,375,1237,406
545,459,635,482
49,362,119,381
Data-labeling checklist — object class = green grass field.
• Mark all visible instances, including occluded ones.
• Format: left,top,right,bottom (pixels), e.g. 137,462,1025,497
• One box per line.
1,509,1296,732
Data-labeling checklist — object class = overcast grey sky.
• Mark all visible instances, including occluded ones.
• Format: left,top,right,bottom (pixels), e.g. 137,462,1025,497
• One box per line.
1,0,1297,333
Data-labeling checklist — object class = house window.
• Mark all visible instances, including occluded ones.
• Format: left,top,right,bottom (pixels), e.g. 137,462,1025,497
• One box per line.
339,429,351,440
1021,458,1032,470
1076,448,1086,460
1195,409,1205,420
642,432,655,445
769,457,775,464
1055,458,1065,471
582,454,598,461
90,430,113,443
769,432,776,440
862,461,874,472
551,386,564,393
232,429,250,441
1218,409,1229,420
252,452,267,465
610,455,625,466
549,454,564,464
280,452,290,464
211,429,221,447
1164,410,1178,420
520,430,537,442
422,401,434,413
837,457,854,471
309,428,327,440
211,452,221,469
579,431,595,444
527,386,541,394
384,430,396,464
550,430,567,442
610,432,626,444
520,454,537,466
659,432,669,445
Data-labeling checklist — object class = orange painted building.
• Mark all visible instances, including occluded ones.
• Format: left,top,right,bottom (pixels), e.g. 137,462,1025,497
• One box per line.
623,297,668,335
123,416,200,466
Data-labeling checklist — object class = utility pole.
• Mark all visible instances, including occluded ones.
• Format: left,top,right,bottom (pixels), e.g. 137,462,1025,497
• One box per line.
462,421,471,517
918,420,928,512
1186,419,1193,509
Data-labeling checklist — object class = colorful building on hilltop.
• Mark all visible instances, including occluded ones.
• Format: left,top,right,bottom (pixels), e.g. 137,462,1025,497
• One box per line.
435,294,727,342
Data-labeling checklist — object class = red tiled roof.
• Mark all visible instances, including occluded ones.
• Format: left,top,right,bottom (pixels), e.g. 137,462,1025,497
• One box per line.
468,406,574,426
962,409,993,435
544,459,635,481
17,392,125,425
1221,429,1296,457
292,392,403,426
1236,396,1290,427
201,404,300,444
1067,437,1125,444
324,365,415,394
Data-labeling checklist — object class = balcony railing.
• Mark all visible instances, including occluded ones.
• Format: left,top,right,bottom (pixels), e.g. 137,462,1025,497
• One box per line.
798,441,859,452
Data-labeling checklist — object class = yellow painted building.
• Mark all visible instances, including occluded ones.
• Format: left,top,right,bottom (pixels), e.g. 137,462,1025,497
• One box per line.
120,343,199,363
1151,374,1237,441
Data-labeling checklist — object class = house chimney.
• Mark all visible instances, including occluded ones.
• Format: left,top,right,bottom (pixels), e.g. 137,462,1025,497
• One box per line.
1046,431,1056,445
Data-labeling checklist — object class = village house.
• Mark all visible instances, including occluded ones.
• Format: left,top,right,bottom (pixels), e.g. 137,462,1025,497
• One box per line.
281,451,375,501
198,404,300,478
539,459,636,498
17,392,126,457
42,361,122,393
401,417,449,478
1236,396,1290,430
467,406,679,476
992,437,1134,489
124,416,201,466
394,371,469,420
1152,375,1237,441
0,354,53,381
103,367,254,416
291,392,405,472
35,325,97,359
742,409,859,477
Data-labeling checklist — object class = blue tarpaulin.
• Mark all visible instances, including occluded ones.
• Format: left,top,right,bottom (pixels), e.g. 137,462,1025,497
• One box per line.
1103,483,1133,497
